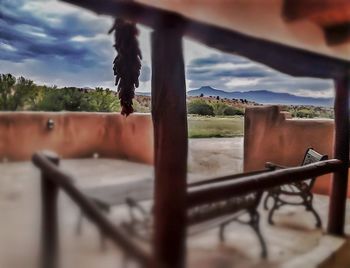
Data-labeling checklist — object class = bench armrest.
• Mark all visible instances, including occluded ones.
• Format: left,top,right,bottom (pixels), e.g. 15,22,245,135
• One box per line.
265,162,288,170
188,169,270,188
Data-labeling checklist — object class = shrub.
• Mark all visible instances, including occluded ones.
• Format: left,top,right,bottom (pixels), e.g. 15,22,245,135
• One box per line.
133,98,150,113
187,99,214,116
223,106,244,116
33,87,120,112
293,109,316,118
86,87,120,112
212,102,228,116
35,87,87,111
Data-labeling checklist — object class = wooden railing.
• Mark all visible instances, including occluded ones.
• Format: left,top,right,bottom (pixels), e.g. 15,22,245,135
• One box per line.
33,151,344,268
187,159,343,208
32,151,153,268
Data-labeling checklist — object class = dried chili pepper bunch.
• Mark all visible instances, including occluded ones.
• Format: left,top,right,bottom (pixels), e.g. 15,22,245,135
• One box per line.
109,18,142,116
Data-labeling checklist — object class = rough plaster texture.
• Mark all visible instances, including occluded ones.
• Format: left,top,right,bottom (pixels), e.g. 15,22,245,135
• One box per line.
0,112,154,164
1,108,347,196
244,105,341,196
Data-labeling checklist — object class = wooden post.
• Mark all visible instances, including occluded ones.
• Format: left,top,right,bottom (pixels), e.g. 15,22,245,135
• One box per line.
328,73,350,235
151,25,188,268
41,151,60,268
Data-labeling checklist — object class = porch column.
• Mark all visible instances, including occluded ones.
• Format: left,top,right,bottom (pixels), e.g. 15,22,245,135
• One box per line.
328,73,350,235
151,25,188,268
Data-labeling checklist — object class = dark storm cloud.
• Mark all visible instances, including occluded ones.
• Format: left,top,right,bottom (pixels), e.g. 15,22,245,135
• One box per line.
0,0,153,88
0,0,109,67
188,53,249,66
187,54,333,97
188,65,271,80
0,0,332,96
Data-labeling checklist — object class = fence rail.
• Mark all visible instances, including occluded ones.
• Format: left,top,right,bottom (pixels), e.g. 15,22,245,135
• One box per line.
187,159,343,208
32,151,153,268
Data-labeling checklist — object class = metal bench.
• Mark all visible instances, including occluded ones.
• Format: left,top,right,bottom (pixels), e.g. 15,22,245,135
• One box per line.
120,173,268,258
263,148,328,228
77,171,269,258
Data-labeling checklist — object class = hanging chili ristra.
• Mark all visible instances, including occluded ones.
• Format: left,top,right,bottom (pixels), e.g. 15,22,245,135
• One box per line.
109,18,142,116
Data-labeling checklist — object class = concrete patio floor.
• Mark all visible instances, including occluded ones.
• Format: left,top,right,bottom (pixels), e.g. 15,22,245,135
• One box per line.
1,138,350,268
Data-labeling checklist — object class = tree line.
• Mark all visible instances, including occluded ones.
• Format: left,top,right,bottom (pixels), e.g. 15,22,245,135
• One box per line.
0,74,120,112
188,99,244,116
1,73,331,118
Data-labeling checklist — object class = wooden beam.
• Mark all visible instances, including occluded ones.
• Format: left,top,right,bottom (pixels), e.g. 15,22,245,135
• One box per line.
151,26,188,268
40,152,60,268
184,21,347,79
328,73,350,235
61,0,349,79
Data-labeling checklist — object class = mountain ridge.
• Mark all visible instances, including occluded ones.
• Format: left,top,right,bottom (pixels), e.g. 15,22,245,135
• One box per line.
187,86,333,107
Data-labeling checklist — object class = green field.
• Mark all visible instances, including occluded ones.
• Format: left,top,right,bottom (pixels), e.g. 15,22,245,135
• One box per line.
188,116,244,138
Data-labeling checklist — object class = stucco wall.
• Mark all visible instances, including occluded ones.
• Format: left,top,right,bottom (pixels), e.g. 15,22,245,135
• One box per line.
244,105,337,195
0,112,154,164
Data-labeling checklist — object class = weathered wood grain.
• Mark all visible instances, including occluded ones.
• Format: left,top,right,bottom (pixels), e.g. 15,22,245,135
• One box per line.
151,25,188,268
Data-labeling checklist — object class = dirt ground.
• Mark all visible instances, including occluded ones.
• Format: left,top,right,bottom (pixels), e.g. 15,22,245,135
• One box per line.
0,137,349,268
188,137,243,176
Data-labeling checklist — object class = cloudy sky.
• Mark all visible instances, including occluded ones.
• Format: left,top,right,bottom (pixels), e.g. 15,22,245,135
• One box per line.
0,0,334,98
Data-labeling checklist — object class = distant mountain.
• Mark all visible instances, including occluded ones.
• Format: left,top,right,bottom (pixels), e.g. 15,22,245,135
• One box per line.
188,86,333,107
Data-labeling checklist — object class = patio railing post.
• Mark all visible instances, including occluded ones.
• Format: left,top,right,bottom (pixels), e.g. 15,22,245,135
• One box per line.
328,73,350,235
40,151,60,268
151,23,188,268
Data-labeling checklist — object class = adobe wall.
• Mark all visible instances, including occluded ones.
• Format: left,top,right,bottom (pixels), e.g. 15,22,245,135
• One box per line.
244,105,337,196
0,112,154,164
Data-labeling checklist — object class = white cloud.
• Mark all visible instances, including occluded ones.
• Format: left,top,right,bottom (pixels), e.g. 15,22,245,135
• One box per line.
225,78,261,88
0,43,17,52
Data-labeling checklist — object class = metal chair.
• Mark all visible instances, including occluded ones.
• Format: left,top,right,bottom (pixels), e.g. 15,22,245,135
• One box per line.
263,148,328,228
